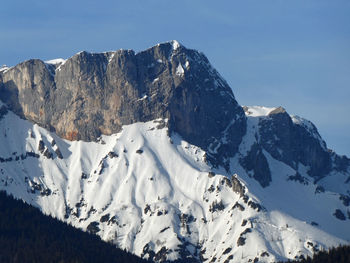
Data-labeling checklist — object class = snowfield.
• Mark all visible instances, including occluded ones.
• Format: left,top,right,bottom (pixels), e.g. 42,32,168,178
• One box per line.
0,103,349,262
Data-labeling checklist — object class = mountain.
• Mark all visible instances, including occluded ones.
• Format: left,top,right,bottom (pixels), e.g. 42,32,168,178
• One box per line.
0,41,245,168
0,41,349,263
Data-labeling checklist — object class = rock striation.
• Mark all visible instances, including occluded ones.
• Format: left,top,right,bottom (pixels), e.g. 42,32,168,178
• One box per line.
0,41,246,166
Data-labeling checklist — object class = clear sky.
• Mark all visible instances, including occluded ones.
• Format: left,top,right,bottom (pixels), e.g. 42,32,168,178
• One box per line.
1,0,349,156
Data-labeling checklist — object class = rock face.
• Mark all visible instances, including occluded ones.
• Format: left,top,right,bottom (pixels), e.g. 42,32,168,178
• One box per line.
1,41,348,186
240,106,349,187
258,108,332,180
0,41,246,165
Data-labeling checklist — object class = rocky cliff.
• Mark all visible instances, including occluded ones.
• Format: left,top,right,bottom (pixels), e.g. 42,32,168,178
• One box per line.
0,41,246,167
0,41,348,182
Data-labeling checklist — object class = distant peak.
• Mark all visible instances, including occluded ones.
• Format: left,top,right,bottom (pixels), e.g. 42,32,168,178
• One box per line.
154,40,183,52
170,40,181,50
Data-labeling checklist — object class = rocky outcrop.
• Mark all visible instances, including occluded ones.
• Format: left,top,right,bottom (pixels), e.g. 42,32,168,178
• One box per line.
238,105,349,187
239,143,271,187
258,108,332,180
0,41,246,166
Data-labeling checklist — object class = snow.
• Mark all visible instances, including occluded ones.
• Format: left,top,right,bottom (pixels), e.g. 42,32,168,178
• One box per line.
44,58,68,71
176,63,184,76
171,40,181,51
45,58,66,65
137,94,148,101
0,107,348,263
244,106,277,117
0,65,10,73
108,52,116,63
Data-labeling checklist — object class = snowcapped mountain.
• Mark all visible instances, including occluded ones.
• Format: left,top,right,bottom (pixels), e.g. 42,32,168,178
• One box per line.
0,41,349,262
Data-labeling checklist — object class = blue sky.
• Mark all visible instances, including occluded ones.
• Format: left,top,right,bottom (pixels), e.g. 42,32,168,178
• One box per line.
1,0,349,156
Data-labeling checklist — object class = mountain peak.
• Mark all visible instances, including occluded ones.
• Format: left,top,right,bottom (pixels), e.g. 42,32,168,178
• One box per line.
0,42,246,168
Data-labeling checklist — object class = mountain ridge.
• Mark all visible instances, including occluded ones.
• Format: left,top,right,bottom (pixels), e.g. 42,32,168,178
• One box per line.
0,40,246,169
0,41,349,262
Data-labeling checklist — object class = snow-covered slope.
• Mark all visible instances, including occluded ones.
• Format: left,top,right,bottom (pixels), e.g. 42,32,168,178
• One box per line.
0,102,349,263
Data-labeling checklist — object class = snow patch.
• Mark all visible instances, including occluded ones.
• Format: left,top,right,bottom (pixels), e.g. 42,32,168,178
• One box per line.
45,58,66,65
171,40,181,51
137,95,148,101
244,106,277,117
108,52,116,63
0,65,10,73
176,63,184,77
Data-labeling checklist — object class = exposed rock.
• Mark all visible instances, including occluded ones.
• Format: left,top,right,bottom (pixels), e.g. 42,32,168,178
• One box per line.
239,143,271,187
232,202,245,211
237,237,246,246
247,200,263,212
231,175,245,197
241,219,248,226
160,226,170,233
209,200,225,213
81,173,89,179
141,243,155,261
43,148,53,159
258,110,331,180
144,204,151,215
288,173,309,185
261,251,269,257
333,209,346,221
54,147,63,159
311,221,319,226
333,153,350,172
87,221,100,234
315,186,325,194
221,177,232,188
154,246,168,262
38,140,45,153
339,194,350,206
108,151,118,158
224,255,233,263
222,247,232,254
268,106,286,115
0,41,246,168
207,185,215,193
208,171,215,178
100,214,110,223
0,105,8,120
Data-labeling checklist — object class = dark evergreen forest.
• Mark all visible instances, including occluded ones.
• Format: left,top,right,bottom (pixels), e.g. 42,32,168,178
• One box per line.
278,245,350,263
0,191,148,263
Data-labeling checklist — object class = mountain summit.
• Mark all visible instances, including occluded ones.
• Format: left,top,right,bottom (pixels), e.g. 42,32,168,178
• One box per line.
0,40,245,168
0,42,349,263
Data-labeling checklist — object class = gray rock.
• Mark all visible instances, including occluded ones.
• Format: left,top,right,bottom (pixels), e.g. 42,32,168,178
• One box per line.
258,110,331,180
333,209,346,221
239,143,271,187
0,41,246,168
